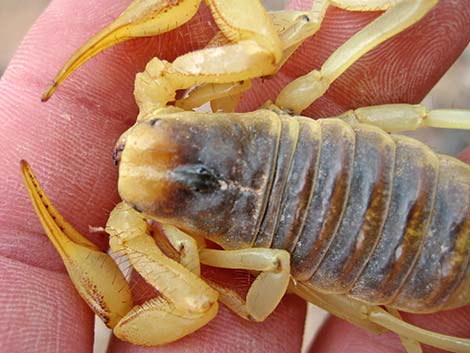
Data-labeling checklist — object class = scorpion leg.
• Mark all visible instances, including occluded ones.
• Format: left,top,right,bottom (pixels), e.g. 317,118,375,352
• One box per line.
289,281,386,334
134,0,283,115
106,202,219,346
20,161,133,328
276,0,438,114
176,0,332,111
199,248,290,321
42,0,203,101
367,306,470,353
385,306,423,353
176,81,252,112
337,103,470,132
291,281,470,353
159,224,204,276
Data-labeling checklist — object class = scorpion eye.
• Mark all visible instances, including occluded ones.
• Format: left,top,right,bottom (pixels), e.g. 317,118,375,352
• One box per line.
171,164,221,193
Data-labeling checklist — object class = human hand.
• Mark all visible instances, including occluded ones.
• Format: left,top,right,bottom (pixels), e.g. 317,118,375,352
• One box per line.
0,0,469,352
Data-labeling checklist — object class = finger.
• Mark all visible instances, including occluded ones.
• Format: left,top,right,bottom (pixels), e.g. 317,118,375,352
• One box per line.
0,255,95,353
239,0,470,118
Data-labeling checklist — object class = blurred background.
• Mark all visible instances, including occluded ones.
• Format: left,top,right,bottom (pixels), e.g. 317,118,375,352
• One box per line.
1,1,468,352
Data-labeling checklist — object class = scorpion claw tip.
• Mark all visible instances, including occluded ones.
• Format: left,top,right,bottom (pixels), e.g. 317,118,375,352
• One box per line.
20,159,29,170
42,82,57,102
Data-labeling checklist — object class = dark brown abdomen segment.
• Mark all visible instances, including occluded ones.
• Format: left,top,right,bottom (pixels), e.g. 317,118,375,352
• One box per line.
393,156,470,312
350,136,439,304
309,124,395,292
289,119,356,281
254,116,300,248
270,117,322,252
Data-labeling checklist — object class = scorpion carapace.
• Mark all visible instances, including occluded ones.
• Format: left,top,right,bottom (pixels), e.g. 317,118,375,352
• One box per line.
116,110,281,247
117,109,470,314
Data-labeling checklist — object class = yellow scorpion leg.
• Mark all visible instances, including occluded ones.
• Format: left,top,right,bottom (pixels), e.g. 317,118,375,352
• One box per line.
134,0,283,115
42,0,204,101
106,202,219,346
176,81,253,112
337,103,470,132
291,282,470,353
158,224,205,276
385,306,423,353
20,161,133,328
199,248,291,321
176,0,332,112
276,0,438,114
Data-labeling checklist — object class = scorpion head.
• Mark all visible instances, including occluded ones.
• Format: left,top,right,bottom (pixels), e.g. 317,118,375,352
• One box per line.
113,110,279,248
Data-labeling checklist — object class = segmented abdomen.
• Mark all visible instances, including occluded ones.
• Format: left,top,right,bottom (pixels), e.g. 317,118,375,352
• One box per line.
253,114,470,313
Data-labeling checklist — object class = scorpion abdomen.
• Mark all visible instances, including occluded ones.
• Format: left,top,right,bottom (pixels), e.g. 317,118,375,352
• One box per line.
252,113,470,313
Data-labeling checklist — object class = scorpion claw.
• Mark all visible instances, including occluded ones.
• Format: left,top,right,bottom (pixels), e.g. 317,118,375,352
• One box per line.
42,0,202,100
20,161,133,328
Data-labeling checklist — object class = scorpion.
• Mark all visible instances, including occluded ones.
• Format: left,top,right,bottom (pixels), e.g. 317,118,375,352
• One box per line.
20,0,470,352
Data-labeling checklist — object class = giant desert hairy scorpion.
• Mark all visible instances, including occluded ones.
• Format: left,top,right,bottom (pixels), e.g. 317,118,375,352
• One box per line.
20,0,470,352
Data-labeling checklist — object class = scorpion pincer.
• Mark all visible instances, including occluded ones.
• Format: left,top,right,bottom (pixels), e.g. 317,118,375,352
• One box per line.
21,0,470,352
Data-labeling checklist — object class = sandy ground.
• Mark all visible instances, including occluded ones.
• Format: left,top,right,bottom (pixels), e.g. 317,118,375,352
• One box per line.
1,1,468,352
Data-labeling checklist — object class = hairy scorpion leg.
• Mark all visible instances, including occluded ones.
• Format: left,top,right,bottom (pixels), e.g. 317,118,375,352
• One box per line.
199,248,291,321
177,0,331,112
129,216,292,323
291,282,470,353
105,202,219,346
158,223,205,276
276,0,438,114
336,103,470,131
385,306,423,353
133,0,283,116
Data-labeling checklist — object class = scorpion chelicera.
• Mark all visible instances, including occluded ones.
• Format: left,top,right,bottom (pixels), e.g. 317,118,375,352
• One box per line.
21,0,470,352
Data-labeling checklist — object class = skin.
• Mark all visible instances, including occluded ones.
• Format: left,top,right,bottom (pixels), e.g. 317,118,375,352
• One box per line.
0,0,469,352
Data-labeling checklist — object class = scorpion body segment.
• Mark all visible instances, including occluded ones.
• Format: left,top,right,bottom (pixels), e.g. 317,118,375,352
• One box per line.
117,109,470,314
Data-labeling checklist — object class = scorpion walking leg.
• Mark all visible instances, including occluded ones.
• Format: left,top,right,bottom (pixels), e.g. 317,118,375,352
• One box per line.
176,81,253,112
177,0,332,112
367,306,470,353
289,282,386,334
337,103,470,132
134,0,283,115
158,224,204,276
291,282,470,353
276,0,438,114
106,202,218,346
199,248,291,321
20,161,133,328
385,306,423,353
